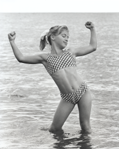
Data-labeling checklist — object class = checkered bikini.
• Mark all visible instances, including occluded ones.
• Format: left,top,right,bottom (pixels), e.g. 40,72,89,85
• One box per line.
46,51,76,75
60,83,88,105
45,51,87,105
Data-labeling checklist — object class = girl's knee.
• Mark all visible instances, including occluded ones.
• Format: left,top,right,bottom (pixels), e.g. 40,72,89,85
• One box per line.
80,120,91,134
49,124,61,133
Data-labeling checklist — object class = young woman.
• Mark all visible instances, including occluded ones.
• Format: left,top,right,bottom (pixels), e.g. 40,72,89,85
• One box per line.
8,21,97,134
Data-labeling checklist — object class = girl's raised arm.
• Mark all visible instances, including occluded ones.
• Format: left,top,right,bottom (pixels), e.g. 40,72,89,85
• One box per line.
71,22,97,56
8,32,45,64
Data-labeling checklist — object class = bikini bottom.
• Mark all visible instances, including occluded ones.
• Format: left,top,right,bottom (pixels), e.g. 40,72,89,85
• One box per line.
60,83,88,105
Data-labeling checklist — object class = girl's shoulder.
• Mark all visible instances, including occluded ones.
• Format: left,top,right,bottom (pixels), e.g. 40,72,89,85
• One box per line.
39,51,50,61
65,47,75,56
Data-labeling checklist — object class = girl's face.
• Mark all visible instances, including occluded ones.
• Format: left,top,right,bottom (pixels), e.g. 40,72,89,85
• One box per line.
53,29,69,49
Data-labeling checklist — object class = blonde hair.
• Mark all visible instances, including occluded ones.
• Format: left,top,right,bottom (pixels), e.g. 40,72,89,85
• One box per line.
40,25,69,50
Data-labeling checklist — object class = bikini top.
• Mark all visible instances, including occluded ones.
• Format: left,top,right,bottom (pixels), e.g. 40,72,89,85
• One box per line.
45,51,77,75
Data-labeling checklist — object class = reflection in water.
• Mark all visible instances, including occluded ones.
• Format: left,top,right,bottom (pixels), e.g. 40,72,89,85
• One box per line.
52,130,92,149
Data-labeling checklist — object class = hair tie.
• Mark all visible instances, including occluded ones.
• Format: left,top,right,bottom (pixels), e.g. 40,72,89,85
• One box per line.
40,29,49,39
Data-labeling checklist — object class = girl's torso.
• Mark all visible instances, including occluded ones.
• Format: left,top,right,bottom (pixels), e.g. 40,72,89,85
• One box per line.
42,51,84,94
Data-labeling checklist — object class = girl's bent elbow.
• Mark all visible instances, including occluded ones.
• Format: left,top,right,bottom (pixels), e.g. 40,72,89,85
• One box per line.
17,57,24,63
93,47,97,51
92,45,97,51
18,59,22,63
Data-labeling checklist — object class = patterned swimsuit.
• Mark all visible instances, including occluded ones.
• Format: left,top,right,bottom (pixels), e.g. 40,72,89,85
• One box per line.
46,51,76,75
45,51,87,105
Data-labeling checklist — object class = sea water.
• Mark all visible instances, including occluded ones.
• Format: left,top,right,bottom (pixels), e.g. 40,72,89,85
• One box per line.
0,13,119,149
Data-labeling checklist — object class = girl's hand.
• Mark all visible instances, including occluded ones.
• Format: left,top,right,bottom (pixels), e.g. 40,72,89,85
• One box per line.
8,31,16,41
85,22,94,29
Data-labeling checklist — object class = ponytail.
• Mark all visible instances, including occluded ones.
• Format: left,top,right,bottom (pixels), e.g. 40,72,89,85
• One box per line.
39,29,50,51
39,35,47,51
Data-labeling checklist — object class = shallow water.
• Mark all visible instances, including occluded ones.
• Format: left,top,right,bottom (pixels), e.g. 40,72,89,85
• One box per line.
0,13,119,149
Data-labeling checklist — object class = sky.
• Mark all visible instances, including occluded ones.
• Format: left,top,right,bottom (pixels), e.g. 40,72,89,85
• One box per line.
0,0,118,12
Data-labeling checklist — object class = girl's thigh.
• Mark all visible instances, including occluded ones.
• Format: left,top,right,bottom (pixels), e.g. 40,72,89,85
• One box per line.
77,89,92,122
51,99,75,129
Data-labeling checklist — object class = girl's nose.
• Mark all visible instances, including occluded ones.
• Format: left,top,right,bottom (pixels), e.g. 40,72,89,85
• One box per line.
65,37,68,42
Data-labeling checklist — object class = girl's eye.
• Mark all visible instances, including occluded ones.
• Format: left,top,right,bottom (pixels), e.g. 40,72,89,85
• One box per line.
61,34,69,39
62,34,66,38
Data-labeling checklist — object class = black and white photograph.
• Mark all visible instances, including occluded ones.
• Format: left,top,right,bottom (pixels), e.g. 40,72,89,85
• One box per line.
0,0,119,148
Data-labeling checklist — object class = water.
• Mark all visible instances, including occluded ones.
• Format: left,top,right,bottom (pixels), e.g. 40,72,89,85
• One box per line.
0,13,119,149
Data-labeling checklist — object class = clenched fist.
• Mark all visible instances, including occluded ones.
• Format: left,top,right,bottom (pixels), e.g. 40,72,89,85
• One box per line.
8,31,16,41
